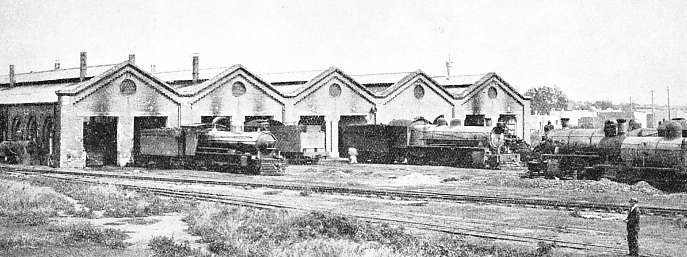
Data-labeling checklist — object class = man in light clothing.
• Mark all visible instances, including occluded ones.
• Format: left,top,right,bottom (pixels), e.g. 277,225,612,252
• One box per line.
348,147,358,164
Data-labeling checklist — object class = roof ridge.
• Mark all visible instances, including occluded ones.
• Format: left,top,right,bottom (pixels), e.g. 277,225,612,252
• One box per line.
258,69,326,75
351,71,414,76
1,63,119,77
431,73,488,78
154,66,235,74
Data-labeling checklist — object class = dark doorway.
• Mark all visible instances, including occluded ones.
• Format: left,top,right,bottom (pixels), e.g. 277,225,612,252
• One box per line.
133,116,168,160
83,116,118,166
498,114,517,135
465,114,486,126
338,115,368,157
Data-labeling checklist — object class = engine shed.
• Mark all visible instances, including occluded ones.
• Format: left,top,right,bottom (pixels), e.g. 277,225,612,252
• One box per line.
1,52,533,168
434,72,532,143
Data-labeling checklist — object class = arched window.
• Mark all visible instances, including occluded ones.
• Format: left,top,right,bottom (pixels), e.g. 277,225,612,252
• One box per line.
43,117,55,155
414,84,425,99
232,81,247,97
12,117,22,140
0,116,6,141
26,116,38,142
329,84,341,97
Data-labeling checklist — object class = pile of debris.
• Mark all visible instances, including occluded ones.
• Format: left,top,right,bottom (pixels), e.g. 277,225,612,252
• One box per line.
475,175,665,195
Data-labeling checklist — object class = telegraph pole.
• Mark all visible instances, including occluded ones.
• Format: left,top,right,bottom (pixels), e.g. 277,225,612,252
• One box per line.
668,87,671,120
650,90,655,127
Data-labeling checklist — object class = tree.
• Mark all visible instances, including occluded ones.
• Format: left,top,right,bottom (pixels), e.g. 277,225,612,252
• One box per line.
525,85,569,115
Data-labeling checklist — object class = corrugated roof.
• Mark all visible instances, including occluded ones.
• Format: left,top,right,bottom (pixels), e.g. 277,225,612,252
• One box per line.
0,82,74,104
0,64,117,84
431,74,486,86
271,84,303,95
350,72,413,85
258,70,325,84
153,67,228,83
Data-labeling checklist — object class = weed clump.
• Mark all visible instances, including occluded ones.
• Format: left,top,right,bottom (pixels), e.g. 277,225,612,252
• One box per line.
0,179,75,224
59,222,129,249
148,236,210,257
182,202,556,257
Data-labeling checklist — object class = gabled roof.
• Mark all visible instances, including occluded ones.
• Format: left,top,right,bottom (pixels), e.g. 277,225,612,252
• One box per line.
455,72,530,105
288,67,377,104
56,61,182,102
0,64,117,85
182,64,285,105
372,70,456,105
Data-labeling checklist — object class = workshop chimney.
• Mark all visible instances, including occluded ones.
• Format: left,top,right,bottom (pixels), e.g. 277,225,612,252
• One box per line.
79,52,87,82
9,65,15,87
192,53,199,84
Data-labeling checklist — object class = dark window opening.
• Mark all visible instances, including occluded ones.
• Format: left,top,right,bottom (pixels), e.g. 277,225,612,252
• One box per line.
464,115,485,126
12,117,22,140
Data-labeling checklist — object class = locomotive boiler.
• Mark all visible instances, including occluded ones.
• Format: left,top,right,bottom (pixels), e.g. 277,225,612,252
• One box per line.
136,122,285,175
527,119,633,179
528,118,687,190
340,117,521,168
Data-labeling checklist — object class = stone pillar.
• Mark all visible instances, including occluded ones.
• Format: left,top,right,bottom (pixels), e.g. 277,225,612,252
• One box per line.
57,95,86,168
117,115,134,167
326,116,340,158
179,102,194,126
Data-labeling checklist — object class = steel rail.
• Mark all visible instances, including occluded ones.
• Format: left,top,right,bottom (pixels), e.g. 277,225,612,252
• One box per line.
5,170,637,255
3,165,685,217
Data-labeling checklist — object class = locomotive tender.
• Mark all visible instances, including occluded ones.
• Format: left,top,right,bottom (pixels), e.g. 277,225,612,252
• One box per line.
136,122,285,175
528,118,687,190
341,118,521,169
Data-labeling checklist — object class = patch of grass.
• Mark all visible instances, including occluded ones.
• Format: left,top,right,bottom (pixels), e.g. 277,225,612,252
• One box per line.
274,238,399,257
1,175,187,218
182,203,557,257
0,236,50,250
0,179,75,224
148,236,210,257
59,222,130,249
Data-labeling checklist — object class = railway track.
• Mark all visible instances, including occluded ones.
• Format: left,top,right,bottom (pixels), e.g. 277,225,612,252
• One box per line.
4,165,685,217
3,169,638,255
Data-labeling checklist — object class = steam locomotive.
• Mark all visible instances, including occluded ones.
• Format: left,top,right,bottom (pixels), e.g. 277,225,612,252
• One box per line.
528,118,687,190
135,120,285,175
340,118,523,169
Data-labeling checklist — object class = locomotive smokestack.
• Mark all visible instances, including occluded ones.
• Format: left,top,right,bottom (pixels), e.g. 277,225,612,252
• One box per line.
616,119,628,135
603,120,618,137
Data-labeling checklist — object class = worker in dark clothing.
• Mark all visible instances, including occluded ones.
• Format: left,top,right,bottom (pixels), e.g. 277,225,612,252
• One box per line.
624,198,640,256
543,121,554,133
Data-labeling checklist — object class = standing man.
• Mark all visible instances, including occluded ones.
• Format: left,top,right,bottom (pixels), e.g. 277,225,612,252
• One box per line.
544,121,554,134
624,198,640,256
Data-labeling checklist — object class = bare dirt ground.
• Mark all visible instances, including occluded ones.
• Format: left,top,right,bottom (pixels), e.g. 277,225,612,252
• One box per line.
69,160,687,256
5,161,687,256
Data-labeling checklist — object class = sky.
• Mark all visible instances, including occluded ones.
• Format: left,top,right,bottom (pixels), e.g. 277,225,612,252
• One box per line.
1,0,686,106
